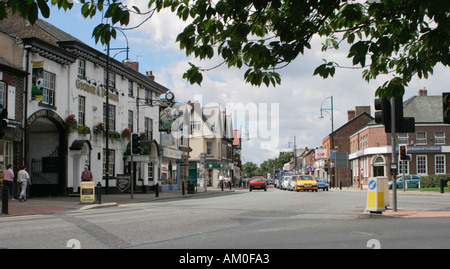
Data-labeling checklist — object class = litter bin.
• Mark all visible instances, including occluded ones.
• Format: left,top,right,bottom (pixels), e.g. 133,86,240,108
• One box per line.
365,177,389,213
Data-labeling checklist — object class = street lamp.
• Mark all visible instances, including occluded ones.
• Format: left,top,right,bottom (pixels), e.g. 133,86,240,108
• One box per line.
319,96,334,187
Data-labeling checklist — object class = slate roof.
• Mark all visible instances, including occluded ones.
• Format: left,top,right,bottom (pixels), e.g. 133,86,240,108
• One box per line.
403,95,442,124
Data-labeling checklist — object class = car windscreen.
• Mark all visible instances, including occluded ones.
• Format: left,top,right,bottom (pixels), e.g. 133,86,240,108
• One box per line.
299,176,314,180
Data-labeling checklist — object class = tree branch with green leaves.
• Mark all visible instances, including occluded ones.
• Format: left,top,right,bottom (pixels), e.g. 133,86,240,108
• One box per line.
1,0,448,98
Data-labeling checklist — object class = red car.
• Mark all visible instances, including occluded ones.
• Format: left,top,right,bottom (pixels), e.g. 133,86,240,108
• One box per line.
249,176,267,192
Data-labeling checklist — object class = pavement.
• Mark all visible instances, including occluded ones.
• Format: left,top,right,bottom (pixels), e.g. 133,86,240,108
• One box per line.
1,187,237,217
2,186,450,218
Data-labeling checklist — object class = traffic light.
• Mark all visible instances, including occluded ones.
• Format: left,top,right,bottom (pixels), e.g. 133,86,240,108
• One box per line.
374,97,391,132
394,96,415,133
131,133,141,155
399,145,407,161
0,109,7,139
374,97,415,133
443,92,450,123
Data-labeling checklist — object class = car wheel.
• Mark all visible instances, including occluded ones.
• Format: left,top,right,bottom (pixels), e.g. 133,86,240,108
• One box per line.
264,187,267,191
249,188,252,192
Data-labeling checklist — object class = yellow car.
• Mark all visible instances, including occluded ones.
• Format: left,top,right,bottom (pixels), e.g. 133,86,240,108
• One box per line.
294,175,318,192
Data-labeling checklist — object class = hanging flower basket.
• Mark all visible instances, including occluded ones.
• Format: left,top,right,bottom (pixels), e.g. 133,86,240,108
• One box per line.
65,114,77,132
121,128,131,139
93,122,105,135
78,125,91,135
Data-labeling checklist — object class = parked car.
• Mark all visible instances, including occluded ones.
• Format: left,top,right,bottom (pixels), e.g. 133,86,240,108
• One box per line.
249,176,267,192
388,174,421,189
281,176,291,190
315,177,329,191
294,175,318,192
288,176,297,191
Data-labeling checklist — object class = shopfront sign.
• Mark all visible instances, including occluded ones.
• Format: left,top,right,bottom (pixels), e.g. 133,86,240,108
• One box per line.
75,79,119,102
116,175,130,192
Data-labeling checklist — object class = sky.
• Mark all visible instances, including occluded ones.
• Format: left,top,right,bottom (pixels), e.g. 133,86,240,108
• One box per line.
43,1,449,166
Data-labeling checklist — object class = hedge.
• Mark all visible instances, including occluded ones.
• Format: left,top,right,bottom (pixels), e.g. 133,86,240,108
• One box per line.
420,174,450,188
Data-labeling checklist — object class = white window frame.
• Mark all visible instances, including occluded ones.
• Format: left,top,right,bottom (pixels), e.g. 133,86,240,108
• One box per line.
42,71,55,106
416,131,427,145
435,131,445,145
78,95,85,126
435,155,445,174
417,155,427,175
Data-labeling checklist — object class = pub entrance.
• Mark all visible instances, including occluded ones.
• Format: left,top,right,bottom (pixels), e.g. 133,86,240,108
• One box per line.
26,109,67,197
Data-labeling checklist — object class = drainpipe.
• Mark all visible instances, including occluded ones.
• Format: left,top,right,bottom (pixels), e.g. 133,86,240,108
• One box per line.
23,45,31,165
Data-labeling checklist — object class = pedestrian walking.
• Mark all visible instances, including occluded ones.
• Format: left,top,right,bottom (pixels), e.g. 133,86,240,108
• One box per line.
218,173,224,189
3,164,14,200
18,165,31,202
81,165,93,181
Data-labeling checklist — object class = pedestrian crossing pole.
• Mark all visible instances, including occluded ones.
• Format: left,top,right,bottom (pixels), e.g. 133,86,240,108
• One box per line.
390,97,398,212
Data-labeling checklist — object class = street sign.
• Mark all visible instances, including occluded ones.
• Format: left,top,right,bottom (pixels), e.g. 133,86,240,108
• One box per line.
335,152,348,167
116,175,130,192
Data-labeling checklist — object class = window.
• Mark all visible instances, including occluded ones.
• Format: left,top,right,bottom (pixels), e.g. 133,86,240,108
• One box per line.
436,155,445,174
416,131,426,145
104,70,115,89
206,141,212,155
0,81,6,109
78,60,86,78
42,71,55,106
399,159,409,175
435,131,445,145
145,90,152,105
398,133,408,145
144,117,153,140
128,80,133,97
190,121,201,134
128,110,134,132
148,162,153,181
0,141,13,171
102,149,115,177
78,96,85,126
417,155,427,175
103,103,116,130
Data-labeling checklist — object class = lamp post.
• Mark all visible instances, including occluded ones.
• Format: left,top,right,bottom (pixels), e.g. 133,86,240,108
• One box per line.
319,96,334,187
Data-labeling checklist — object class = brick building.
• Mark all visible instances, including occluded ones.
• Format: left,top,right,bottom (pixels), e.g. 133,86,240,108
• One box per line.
321,106,373,187
349,89,450,188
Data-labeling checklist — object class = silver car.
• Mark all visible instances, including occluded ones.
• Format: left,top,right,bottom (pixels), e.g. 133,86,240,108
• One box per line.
281,176,291,190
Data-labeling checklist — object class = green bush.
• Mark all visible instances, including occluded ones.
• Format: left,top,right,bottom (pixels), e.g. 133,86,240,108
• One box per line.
420,174,450,188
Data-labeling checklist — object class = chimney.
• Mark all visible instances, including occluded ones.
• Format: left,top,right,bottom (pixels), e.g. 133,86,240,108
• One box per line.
122,60,139,72
419,88,427,96
146,71,155,81
355,106,371,116
347,110,355,121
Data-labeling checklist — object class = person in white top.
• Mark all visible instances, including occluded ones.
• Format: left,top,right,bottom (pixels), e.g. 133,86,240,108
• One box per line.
218,173,224,188
18,165,31,202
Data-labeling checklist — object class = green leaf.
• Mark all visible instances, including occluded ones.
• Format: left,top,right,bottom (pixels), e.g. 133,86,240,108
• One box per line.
28,2,39,24
37,0,50,18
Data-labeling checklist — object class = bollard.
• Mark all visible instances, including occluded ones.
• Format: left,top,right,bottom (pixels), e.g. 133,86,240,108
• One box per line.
440,179,444,194
182,181,185,195
2,186,8,215
221,181,224,191
155,183,159,198
96,182,102,204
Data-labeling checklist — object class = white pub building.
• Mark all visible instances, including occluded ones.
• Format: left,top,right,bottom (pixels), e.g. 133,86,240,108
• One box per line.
1,15,175,196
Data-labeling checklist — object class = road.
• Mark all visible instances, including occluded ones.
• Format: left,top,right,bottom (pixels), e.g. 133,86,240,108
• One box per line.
1,186,450,251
